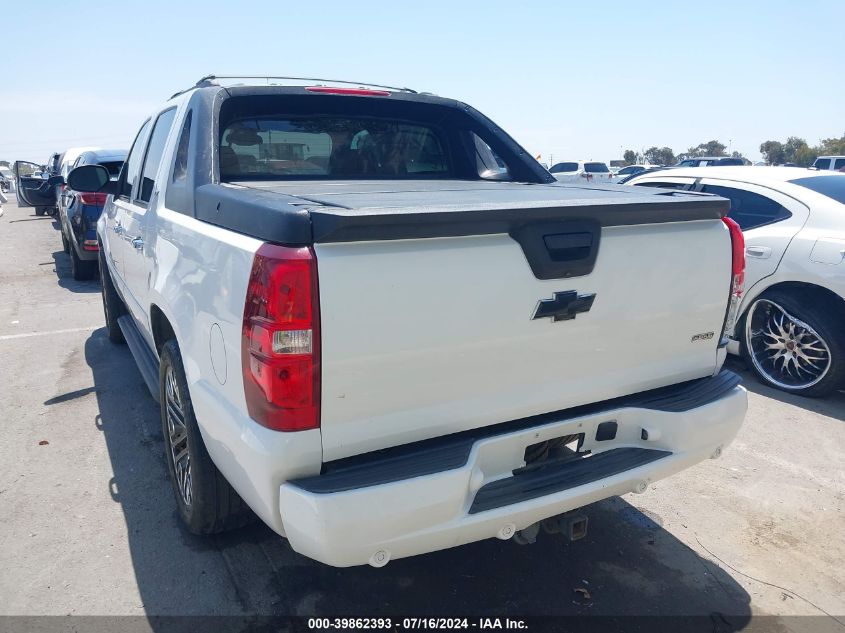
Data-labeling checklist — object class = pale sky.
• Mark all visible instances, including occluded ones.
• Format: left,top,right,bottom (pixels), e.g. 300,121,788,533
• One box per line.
2,0,842,165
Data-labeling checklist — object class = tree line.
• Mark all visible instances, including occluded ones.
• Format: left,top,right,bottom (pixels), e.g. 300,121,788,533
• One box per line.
623,132,845,167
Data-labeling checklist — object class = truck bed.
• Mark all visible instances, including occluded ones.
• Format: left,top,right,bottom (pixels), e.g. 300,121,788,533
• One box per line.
198,179,726,245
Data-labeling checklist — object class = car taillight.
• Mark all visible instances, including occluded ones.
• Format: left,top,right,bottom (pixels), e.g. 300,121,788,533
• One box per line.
242,243,320,431
721,217,745,340
82,239,99,251
78,193,107,205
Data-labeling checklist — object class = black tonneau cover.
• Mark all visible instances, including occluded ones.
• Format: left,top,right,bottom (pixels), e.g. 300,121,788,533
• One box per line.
194,179,728,245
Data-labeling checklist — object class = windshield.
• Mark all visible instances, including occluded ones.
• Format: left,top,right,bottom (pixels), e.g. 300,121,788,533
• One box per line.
789,175,845,205
584,162,609,173
549,162,578,173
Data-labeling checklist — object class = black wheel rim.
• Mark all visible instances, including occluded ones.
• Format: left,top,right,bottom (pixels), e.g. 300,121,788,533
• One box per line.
165,365,192,506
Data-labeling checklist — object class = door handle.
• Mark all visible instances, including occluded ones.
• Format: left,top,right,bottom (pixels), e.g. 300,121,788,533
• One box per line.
113,223,123,235
131,238,144,250
746,246,772,259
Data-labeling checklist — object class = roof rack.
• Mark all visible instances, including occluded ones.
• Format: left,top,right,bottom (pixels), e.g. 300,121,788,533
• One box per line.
170,75,417,99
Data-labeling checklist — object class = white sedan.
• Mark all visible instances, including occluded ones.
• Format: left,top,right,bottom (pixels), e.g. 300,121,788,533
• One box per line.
626,166,845,396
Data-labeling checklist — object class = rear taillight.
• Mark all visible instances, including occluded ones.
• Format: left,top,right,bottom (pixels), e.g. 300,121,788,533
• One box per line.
78,193,107,205
242,243,320,431
721,217,745,340
82,239,99,251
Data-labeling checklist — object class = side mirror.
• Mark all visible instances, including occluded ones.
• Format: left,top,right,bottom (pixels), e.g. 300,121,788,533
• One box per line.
67,164,115,194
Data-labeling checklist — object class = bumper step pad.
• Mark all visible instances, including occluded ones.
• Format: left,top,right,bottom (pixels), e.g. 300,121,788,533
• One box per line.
469,447,671,514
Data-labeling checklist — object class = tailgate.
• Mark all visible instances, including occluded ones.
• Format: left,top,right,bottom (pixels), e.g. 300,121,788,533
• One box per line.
305,184,731,461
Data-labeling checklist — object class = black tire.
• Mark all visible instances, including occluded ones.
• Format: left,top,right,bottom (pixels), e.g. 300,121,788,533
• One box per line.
35,207,45,216
69,244,96,280
159,340,253,534
98,250,126,344
740,289,845,397
61,231,70,254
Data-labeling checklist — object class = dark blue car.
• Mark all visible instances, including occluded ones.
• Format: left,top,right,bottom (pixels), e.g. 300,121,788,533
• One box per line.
60,149,127,279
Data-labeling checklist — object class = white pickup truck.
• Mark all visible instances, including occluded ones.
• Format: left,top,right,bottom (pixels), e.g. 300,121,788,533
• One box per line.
67,76,748,567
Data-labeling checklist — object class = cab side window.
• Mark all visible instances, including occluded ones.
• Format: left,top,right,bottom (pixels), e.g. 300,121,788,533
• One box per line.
137,108,177,204
700,184,792,230
119,120,152,199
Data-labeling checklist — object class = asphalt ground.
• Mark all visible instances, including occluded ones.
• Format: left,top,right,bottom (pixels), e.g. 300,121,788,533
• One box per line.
1,194,843,632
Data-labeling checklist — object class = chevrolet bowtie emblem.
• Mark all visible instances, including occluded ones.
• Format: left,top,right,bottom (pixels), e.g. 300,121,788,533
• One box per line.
532,291,596,322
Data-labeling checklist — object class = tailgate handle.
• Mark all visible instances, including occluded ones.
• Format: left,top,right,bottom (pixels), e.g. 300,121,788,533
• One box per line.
543,232,593,261
511,220,601,280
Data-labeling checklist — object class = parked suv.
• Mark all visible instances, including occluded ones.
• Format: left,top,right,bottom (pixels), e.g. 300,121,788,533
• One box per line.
626,166,845,396
13,160,62,215
67,75,746,567
59,149,127,280
56,146,98,217
549,160,615,183
813,156,845,172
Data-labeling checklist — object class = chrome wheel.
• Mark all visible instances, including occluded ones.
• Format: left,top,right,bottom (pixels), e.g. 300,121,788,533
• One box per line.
165,365,192,506
745,299,832,390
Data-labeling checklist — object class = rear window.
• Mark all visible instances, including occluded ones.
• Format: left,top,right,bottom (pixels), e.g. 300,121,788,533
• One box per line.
584,162,609,173
99,161,124,177
549,162,578,173
789,175,845,205
220,116,450,179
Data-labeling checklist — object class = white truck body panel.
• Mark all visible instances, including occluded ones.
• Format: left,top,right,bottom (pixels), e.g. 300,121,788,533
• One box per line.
317,220,731,460
281,383,746,566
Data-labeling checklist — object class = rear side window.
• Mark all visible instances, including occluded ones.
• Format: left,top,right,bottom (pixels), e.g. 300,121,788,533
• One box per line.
138,109,176,203
167,111,193,215
700,184,792,230
469,133,510,180
584,162,609,173
550,162,578,173
834,158,845,170
172,111,192,183
120,120,152,199
814,158,831,170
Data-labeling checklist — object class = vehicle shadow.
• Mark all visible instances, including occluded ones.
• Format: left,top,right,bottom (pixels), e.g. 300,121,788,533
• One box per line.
6,215,55,223
85,329,751,627
51,249,100,293
724,356,845,422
